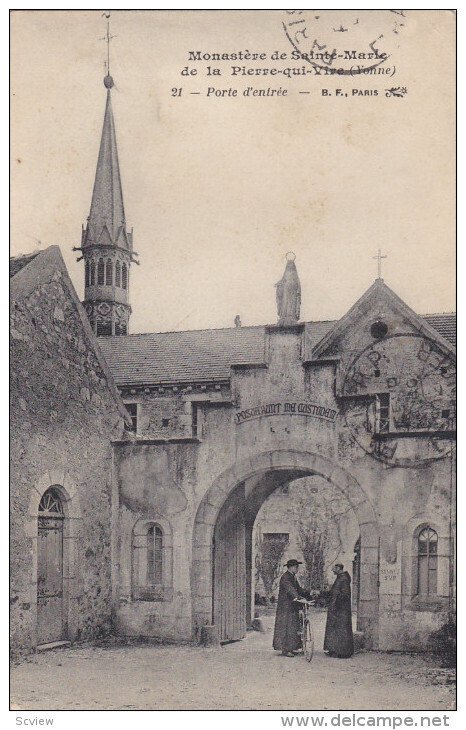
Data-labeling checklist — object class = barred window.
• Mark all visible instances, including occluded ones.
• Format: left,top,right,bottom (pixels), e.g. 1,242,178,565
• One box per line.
115,260,121,287
417,527,438,595
105,259,113,285
97,258,105,286
147,525,163,586
132,520,173,602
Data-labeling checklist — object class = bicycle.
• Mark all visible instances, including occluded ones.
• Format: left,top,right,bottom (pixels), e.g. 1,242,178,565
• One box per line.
296,599,315,662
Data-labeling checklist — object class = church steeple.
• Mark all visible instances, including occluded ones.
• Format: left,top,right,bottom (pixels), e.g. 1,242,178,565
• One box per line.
84,79,131,253
76,61,138,336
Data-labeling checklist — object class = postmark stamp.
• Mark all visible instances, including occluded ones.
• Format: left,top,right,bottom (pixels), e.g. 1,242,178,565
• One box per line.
340,332,456,467
282,10,406,76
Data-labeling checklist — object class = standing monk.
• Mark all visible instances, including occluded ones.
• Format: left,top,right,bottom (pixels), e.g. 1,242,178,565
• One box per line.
273,559,310,657
324,563,354,658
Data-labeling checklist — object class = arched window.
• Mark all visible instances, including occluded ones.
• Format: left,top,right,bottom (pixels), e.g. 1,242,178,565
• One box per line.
105,259,113,286
90,260,96,286
122,263,128,290
85,261,90,287
115,260,121,287
417,527,438,595
97,258,105,286
147,525,163,586
132,520,173,602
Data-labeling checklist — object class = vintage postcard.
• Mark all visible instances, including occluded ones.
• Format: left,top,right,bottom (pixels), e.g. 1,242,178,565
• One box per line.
10,9,456,715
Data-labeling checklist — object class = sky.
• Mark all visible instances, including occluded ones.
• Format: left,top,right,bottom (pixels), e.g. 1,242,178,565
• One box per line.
10,10,455,334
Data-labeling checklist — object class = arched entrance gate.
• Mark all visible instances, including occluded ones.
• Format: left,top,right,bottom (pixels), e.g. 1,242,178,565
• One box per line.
192,450,380,648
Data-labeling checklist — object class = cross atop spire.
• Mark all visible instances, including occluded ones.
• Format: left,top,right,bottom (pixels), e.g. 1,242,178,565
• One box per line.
373,249,387,279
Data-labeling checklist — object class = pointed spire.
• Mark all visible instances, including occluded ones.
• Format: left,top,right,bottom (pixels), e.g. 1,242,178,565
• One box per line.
78,15,136,338
82,82,132,251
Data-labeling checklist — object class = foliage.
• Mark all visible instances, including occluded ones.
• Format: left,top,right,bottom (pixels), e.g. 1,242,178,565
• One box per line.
255,530,288,602
298,518,328,591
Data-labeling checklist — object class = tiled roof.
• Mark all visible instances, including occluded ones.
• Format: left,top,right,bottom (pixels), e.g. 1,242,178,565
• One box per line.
98,326,268,386
304,321,335,351
422,313,456,347
10,253,40,278
99,313,455,387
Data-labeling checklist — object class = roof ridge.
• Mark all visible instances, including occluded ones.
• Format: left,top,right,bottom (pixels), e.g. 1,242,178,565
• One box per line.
103,325,267,338
98,319,340,339
100,313,456,340
10,251,41,260
421,312,456,317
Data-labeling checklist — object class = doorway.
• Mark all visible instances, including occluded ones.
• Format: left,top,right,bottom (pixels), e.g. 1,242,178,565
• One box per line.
37,488,65,644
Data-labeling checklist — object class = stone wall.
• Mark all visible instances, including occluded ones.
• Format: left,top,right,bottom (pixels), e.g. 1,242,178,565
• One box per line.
10,250,126,656
119,386,231,440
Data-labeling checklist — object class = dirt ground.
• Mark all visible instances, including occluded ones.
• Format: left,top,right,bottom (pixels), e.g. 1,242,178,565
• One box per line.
10,612,455,711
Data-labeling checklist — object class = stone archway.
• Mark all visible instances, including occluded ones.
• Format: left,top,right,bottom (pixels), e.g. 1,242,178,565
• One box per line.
192,450,380,648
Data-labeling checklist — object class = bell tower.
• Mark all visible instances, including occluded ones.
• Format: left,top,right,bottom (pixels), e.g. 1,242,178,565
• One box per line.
74,18,138,336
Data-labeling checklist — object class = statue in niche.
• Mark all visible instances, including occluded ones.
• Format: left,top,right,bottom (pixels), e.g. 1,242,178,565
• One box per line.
275,253,301,325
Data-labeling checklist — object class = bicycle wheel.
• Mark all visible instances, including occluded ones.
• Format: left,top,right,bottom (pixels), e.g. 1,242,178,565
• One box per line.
303,619,314,662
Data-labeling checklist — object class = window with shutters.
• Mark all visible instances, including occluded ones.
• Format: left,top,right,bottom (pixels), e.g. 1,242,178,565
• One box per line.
90,260,96,286
115,260,121,287
85,261,90,287
417,526,438,595
122,263,128,290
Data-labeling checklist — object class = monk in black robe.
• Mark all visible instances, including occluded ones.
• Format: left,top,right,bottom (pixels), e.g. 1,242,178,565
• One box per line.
273,559,310,657
324,563,354,658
